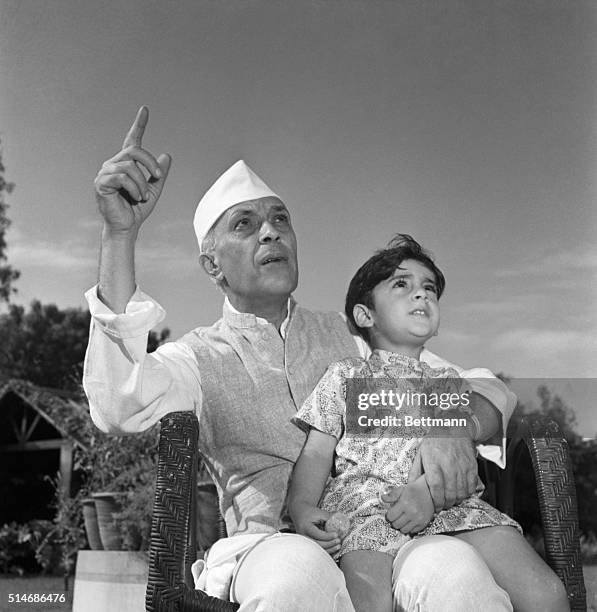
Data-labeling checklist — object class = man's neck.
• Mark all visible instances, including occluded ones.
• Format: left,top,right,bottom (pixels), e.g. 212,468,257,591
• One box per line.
226,294,290,330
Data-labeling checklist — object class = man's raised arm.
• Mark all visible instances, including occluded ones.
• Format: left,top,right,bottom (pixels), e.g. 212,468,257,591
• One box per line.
94,106,171,312
84,108,200,434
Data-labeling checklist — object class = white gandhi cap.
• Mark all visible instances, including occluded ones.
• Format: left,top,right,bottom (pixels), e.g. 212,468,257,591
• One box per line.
194,160,280,250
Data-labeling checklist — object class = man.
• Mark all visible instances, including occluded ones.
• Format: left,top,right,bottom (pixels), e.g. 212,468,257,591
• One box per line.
84,107,515,611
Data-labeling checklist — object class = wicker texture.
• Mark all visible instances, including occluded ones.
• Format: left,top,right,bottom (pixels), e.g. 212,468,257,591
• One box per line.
145,412,239,612
500,417,586,611
146,411,586,611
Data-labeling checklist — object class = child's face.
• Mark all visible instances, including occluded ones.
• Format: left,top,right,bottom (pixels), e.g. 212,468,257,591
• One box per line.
364,259,440,356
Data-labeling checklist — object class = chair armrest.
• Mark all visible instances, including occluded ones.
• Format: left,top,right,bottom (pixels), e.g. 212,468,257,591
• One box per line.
146,411,239,612
499,416,586,612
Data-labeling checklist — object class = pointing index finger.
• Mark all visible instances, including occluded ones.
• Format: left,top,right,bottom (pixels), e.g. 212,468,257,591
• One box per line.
122,106,149,149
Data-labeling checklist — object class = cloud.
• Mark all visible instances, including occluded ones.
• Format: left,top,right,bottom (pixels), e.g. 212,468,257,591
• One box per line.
135,242,197,275
488,327,597,377
6,228,197,276
76,217,103,231
453,295,538,317
7,237,97,271
495,243,597,278
434,329,477,344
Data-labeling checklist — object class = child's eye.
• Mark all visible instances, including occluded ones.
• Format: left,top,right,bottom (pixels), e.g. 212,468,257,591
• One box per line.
393,280,407,288
425,285,437,293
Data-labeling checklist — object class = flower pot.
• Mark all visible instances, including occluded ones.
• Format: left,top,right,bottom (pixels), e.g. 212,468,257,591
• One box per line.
92,492,126,550
82,498,103,550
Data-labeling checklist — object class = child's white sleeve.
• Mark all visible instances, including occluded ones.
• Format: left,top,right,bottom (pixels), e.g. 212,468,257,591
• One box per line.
420,348,516,469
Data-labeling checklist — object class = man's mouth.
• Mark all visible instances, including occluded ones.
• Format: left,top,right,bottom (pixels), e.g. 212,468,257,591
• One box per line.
259,252,288,265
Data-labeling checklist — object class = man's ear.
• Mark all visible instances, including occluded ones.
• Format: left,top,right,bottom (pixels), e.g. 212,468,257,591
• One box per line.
353,303,374,330
199,253,224,283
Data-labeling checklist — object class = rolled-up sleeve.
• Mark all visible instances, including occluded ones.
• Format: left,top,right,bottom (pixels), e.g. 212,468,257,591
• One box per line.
421,349,516,469
83,285,202,434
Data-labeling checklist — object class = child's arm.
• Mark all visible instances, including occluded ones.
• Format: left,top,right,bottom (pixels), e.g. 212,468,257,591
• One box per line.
288,428,341,556
381,475,435,535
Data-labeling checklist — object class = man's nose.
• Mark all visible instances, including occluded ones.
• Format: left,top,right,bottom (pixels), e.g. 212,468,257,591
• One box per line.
258,221,281,242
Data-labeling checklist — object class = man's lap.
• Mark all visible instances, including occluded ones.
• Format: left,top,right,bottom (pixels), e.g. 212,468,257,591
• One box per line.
199,532,511,612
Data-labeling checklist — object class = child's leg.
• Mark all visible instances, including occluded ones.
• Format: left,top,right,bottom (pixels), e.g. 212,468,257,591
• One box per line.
454,526,569,612
340,550,393,612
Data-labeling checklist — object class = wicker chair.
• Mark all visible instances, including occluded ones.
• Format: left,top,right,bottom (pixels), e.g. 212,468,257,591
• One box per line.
145,412,587,612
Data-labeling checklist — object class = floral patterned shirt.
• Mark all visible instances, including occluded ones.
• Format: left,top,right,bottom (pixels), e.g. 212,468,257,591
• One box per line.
293,350,521,557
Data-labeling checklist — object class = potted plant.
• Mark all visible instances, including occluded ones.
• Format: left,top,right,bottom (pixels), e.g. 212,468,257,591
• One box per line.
39,474,86,591
77,425,160,551
47,394,161,552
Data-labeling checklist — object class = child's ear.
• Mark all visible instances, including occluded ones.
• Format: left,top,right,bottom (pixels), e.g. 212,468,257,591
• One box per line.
353,304,374,330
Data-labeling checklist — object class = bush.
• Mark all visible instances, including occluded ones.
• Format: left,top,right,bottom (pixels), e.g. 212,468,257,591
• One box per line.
581,533,597,565
78,426,160,550
0,520,60,575
46,394,160,551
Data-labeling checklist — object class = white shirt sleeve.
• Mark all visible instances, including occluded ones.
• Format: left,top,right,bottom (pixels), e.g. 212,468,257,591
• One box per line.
420,348,516,469
83,285,202,434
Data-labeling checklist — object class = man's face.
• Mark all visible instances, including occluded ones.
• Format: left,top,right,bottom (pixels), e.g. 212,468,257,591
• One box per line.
368,259,440,353
209,196,298,306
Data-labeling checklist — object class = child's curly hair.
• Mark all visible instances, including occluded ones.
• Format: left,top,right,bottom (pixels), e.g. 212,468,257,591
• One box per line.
345,234,445,342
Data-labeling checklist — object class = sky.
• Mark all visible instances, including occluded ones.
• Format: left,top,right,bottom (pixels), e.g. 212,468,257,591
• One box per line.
1,1,596,435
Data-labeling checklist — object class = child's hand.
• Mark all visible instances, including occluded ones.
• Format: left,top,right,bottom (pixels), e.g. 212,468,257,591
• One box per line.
382,477,435,535
291,501,342,557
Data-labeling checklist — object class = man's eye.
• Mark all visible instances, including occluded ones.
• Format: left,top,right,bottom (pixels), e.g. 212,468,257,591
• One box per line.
274,214,289,224
235,218,251,229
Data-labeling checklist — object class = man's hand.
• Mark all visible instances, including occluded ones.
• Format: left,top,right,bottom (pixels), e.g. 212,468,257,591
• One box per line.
291,501,341,558
94,106,171,235
382,477,435,534
414,434,478,511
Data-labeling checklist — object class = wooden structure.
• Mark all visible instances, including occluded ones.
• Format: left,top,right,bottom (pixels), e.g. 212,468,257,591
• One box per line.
0,379,86,521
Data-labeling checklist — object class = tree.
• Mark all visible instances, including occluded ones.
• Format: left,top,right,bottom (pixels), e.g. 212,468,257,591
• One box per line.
0,300,170,391
0,301,91,391
0,140,169,389
0,139,20,303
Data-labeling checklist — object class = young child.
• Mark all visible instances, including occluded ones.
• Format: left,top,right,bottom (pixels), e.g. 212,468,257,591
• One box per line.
288,235,568,612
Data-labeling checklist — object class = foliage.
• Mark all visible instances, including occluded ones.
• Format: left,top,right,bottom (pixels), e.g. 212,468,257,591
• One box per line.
0,137,169,554
65,401,160,550
0,139,20,303
40,474,86,589
0,301,91,391
580,532,597,564
0,520,59,576
0,301,170,392
88,427,160,550
112,455,158,550
570,438,597,540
